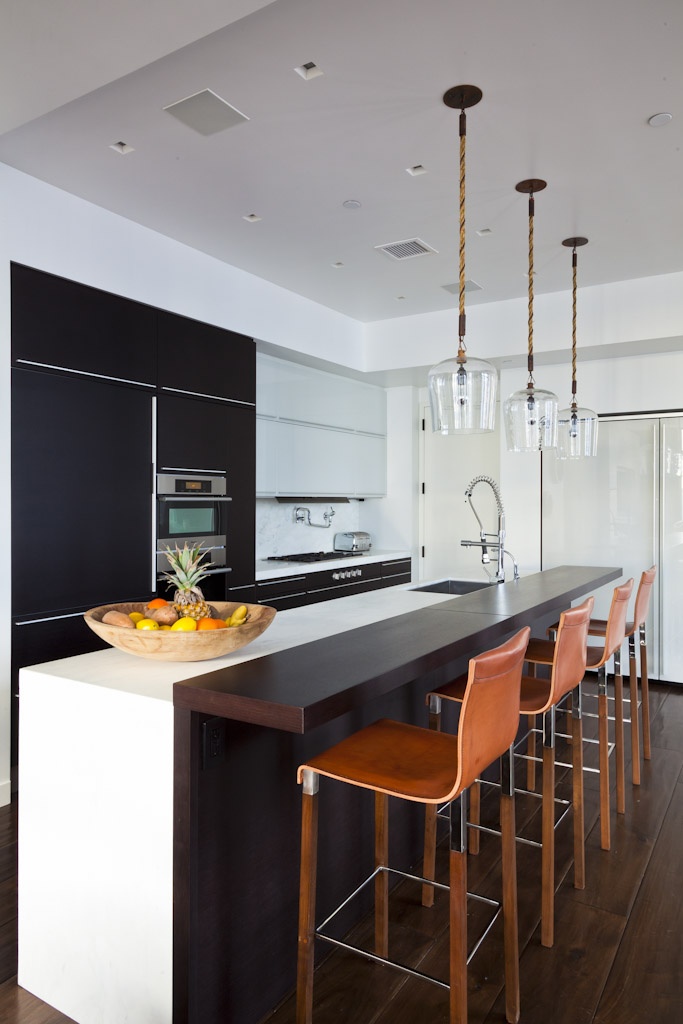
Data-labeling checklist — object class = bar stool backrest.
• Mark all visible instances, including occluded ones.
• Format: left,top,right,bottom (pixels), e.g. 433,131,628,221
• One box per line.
550,596,595,704
458,626,530,793
632,566,657,631
601,578,635,664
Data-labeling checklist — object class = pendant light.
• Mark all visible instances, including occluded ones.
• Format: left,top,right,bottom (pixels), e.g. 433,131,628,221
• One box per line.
428,85,497,434
503,179,558,452
557,237,598,458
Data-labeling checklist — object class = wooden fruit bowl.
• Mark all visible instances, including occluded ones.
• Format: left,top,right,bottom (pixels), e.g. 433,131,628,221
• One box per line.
84,601,277,662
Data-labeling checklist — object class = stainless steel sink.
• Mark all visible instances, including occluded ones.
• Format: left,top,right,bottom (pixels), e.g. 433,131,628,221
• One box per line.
411,579,490,595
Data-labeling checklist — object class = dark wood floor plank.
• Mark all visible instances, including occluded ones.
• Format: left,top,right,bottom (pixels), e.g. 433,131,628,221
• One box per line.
0,976,76,1024
593,781,683,1024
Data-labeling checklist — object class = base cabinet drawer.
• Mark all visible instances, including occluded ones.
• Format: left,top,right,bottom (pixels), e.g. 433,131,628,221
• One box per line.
255,575,309,610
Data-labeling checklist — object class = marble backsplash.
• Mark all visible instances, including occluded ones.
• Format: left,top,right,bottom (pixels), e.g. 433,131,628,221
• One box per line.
256,499,363,558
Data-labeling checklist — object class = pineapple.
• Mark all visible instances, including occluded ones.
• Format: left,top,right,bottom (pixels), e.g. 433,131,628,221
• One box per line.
160,543,214,620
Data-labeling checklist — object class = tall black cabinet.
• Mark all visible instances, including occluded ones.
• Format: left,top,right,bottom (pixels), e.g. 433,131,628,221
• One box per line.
10,263,256,766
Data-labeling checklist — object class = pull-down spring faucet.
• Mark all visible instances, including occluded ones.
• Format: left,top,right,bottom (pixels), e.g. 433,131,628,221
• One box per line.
460,475,519,583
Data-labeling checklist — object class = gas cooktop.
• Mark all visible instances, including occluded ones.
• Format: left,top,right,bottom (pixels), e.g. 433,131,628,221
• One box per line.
267,551,360,564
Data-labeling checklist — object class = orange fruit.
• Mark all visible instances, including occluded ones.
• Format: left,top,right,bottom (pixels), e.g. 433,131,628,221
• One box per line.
147,597,168,609
197,617,223,630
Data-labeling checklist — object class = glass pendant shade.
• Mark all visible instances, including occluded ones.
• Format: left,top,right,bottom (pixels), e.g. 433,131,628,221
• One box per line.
428,355,498,434
503,385,558,452
556,405,599,459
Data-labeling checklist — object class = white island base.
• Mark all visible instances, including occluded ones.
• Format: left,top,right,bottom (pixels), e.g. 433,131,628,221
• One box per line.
17,584,450,1023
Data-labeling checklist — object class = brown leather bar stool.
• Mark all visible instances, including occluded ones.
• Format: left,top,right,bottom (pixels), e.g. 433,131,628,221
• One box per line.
584,566,656,786
296,627,530,1024
527,578,633,852
422,599,593,949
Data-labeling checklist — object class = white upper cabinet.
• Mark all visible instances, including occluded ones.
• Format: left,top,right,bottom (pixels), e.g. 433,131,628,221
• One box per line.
257,354,386,435
256,354,387,497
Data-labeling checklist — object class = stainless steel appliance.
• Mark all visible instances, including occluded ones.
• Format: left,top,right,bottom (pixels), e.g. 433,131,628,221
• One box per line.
156,472,231,574
333,531,372,552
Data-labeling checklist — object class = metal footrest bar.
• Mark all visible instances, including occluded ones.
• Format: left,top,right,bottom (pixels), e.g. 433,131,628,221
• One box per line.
315,864,501,985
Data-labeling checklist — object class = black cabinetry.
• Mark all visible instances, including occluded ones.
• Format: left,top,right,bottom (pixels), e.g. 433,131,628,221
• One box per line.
12,368,155,614
157,310,255,405
11,263,157,385
254,575,308,611
379,557,412,587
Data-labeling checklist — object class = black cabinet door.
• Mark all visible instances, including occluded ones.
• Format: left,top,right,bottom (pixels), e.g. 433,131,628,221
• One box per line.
11,368,155,616
157,309,255,405
11,263,157,386
157,393,255,588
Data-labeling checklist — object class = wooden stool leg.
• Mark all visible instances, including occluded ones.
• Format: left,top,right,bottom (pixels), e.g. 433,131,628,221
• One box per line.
640,624,652,760
500,747,520,1024
597,667,611,851
628,633,641,785
614,649,625,815
468,780,481,855
541,708,555,948
422,694,442,908
449,794,468,1024
526,713,537,791
375,791,389,958
296,772,319,1024
572,685,585,890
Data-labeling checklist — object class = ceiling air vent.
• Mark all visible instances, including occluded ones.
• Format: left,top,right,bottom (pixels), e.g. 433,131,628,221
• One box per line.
375,238,437,261
163,89,249,136
442,279,483,294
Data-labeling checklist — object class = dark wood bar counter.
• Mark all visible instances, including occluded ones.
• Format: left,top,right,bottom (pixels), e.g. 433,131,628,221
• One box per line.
172,565,620,1024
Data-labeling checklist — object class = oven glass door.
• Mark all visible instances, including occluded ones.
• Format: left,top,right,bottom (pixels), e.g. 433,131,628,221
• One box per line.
157,496,230,569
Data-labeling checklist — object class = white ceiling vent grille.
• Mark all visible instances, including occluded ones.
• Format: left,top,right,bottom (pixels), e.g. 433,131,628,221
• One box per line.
375,238,437,261
163,89,249,136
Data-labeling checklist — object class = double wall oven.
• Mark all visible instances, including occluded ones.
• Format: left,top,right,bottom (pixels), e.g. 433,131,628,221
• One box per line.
156,471,233,601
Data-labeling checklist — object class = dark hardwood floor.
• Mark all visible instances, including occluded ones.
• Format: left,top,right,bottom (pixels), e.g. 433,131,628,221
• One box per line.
0,681,681,1024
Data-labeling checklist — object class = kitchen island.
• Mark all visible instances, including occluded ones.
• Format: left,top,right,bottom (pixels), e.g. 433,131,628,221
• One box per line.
18,566,620,1024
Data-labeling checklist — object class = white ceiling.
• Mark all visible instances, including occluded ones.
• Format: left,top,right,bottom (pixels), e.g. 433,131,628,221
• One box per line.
1,0,682,325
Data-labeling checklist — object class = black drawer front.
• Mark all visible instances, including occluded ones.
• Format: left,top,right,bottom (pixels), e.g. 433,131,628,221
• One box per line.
306,562,381,594
255,575,308,610
381,558,412,580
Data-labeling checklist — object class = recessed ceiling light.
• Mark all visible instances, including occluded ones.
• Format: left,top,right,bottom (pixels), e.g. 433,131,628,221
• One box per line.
476,227,492,236
648,111,673,127
243,213,262,222
295,62,324,80
332,261,344,268
109,141,134,155
342,199,362,210
406,165,427,176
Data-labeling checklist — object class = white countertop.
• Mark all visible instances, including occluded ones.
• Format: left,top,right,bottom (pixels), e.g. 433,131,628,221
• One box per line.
21,580,449,703
255,548,410,580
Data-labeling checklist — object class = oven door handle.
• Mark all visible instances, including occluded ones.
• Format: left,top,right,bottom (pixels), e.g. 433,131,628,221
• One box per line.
157,496,233,503
196,567,233,576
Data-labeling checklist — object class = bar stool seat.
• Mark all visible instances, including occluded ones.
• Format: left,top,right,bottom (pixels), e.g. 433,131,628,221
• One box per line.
422,599,594,949
529,579,634,851
296,626,530,1024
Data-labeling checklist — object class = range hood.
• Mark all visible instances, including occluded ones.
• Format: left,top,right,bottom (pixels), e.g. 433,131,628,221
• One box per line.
275,496,350,503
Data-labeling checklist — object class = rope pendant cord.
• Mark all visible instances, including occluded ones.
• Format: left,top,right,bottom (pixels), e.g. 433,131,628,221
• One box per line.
527,194,535,388
571,249,578,407
458,108,467,359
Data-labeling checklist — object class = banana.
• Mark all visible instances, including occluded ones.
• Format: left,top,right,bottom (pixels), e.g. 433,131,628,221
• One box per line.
228,605,249,627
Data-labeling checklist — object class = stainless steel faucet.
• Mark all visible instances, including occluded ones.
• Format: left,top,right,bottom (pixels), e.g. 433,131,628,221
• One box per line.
294,505,336,528
460,476,519,583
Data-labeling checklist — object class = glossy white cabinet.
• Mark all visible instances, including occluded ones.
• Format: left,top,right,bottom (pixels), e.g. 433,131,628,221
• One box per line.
257,354,386,435
256,353,387,497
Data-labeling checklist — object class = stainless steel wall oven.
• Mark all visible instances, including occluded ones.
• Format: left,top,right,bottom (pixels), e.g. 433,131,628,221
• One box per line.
156,472,231,575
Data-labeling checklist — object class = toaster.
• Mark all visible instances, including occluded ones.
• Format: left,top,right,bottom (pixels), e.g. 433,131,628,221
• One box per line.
333,531,372,552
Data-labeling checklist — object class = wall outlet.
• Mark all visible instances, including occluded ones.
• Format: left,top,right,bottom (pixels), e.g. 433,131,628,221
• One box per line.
201,717,227,769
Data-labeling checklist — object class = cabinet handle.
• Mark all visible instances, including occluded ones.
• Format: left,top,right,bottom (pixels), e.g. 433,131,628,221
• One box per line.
157,496,233,503
160,386,255,409
15,358,155,390
15,611,89,625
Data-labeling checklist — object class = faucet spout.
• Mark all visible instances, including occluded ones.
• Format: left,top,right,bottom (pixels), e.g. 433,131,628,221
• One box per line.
461,476,509,583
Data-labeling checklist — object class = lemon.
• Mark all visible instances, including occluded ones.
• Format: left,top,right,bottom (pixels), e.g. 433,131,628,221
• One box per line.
129,611,145,623
159,624,172,630
171,617,197,631
136,618,159,630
